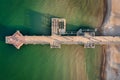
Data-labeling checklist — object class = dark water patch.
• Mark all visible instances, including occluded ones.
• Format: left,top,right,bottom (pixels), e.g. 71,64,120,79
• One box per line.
24,9,96,35
0,24,31,41
66,24,93,31
26,9,53,35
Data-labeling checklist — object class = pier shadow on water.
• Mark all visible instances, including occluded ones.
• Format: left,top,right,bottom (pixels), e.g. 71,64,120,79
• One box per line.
0,9,98,49
26,10,94,35
26,9,95,35
0,9,95,41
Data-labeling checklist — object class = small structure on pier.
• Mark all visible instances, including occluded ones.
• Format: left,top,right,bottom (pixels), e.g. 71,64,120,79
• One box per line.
84,42,95,48
52,18,66,35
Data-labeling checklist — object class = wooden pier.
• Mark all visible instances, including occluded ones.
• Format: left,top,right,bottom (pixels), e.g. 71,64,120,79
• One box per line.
5,18,120,49
5,30,120,49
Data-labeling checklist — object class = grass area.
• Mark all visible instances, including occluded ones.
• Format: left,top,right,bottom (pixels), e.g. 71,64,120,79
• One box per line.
0,0,104,80
85,46,102,80
31,0,105,28
0,0,105,29
0,43,87,80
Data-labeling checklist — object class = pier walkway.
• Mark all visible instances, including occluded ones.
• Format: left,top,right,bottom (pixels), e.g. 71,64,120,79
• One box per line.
5,30,120,49
5,16,120,49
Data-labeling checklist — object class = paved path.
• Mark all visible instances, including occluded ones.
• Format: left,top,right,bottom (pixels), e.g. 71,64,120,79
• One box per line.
6,31,120,49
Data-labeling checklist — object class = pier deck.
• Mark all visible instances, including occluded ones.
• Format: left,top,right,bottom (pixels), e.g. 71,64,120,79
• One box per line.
5,31,120,49
5,17,120,49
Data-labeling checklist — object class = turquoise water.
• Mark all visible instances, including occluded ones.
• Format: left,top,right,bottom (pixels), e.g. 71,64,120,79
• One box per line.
0,0,105,80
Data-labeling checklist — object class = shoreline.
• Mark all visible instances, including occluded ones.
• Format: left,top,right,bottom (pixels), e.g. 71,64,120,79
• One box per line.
100,0,111,79
101,0,120,80
100,45,107,80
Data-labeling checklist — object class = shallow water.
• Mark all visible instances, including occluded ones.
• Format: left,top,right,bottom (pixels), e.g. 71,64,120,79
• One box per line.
0,0,105,80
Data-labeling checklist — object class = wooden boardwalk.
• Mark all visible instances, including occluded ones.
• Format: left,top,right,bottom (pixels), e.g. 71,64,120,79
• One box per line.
5,30,120,49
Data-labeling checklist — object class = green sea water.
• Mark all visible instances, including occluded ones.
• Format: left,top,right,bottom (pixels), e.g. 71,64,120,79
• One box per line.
0,0,105,80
